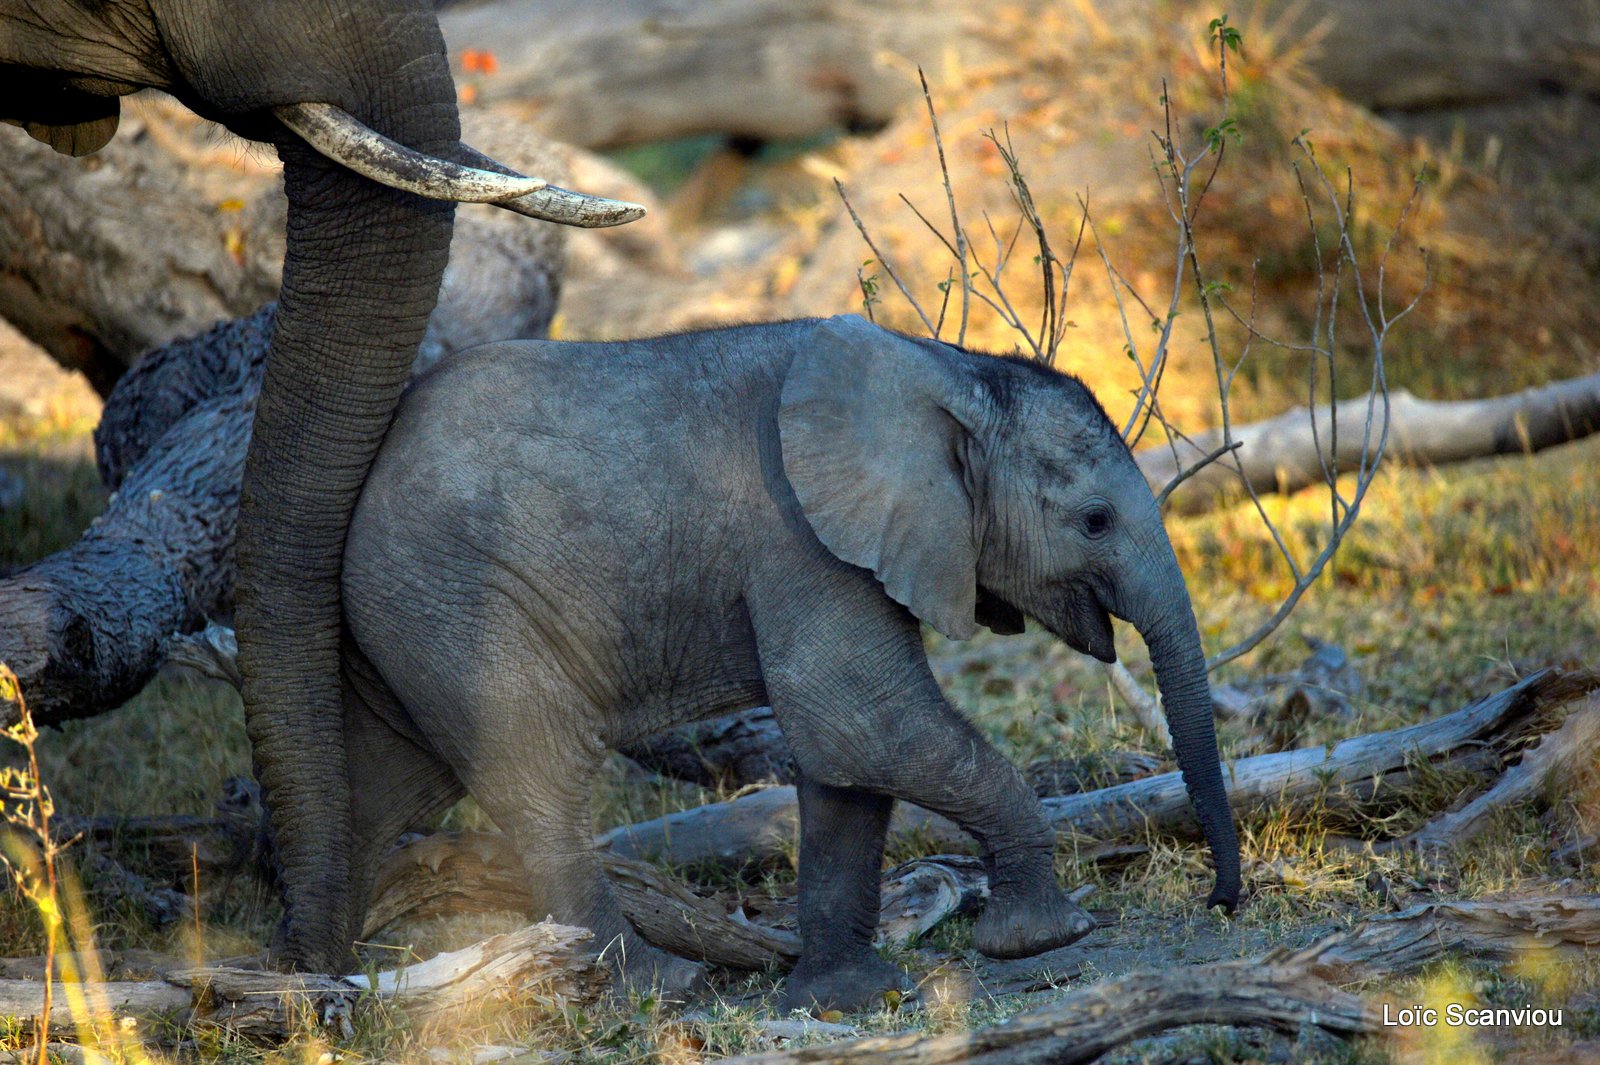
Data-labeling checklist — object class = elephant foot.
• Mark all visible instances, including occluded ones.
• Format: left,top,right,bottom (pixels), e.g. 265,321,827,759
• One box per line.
972,884,1095,960
779,954,910,1014
605,938,707,1005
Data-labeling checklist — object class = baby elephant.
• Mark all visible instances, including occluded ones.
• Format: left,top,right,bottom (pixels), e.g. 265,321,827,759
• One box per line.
340,315,1239,1009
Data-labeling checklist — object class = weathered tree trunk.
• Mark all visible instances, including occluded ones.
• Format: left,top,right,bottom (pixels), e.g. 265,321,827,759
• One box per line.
722,894,1600,1064
604,669,1600,868
0,97,637,389
1377,695,1600,855
1241,0,1600,111
1140,376,1600,513
0,922,606,1040
436,0,990,151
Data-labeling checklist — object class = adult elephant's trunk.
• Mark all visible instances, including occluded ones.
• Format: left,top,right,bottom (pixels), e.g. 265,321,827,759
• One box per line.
1124,549,1241,911
235,102,458,970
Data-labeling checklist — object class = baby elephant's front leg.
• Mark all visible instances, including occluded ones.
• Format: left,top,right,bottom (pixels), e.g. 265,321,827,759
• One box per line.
777,685,1093,965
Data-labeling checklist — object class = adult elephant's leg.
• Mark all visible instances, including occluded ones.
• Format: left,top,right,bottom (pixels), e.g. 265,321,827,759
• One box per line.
752,580,1093,962
781,776,903,1012
341,644,466,945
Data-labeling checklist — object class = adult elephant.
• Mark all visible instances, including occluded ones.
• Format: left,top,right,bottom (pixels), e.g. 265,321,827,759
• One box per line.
1,0,640,972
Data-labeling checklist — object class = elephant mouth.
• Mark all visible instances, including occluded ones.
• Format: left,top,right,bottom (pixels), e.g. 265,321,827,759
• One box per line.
1046,585,1117,663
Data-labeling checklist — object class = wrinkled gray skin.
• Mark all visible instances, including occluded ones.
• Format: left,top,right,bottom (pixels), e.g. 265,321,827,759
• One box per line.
4,0,463,971
343,315,1241,1008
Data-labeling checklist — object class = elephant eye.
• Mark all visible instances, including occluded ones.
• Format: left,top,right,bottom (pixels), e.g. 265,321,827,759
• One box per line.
1082,506,1113,539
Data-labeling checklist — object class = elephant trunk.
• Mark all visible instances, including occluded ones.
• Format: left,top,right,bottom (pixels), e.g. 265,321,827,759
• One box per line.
1124,553,1241,911
234,108,458,970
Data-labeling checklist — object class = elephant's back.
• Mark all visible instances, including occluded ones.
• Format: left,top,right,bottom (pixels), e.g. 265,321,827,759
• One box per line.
347,327,791,591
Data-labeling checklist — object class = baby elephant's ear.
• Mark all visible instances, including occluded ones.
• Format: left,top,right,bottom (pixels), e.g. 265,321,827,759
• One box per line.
779,315,982,640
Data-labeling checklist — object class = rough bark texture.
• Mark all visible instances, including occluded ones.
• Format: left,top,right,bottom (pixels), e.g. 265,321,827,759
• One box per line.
0,922,606,1039
0,313,269,723
0,96,659,388
604,669,1600,868
1378,695,1600,855
722,951,1376,1065
1139,376,1600,514
620,705,796,787
722,894,1600,1064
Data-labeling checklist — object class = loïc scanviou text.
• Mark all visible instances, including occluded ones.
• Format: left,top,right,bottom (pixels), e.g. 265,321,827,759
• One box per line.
1383,1003,1563,1028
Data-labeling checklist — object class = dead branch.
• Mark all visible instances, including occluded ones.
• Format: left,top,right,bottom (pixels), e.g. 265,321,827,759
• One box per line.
721,950,1375,1064
721,892,1600,1064
369,832,986,971
619,705,796,788
1302,895,1600,983
606,669,1600,868
0,922,605,1040
1377,694,1600,855
1137,374,1600,514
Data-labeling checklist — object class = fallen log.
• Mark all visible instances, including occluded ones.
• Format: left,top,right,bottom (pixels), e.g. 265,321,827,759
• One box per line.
723,892,1600,1064
620,705,796,788
0,922,605,1040
1140,378,1600,514
605,669,1600,868
1376,695,1600,855
436,0,990,151
1304,895,1600,983
0,99,571,391
368,831,988,971
722,949,1376,1065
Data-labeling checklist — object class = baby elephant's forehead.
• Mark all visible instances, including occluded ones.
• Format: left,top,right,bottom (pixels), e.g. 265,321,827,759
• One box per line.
1017,398,1119,478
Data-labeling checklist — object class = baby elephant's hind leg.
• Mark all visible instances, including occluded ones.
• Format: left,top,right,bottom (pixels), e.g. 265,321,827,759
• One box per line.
431,698,704,999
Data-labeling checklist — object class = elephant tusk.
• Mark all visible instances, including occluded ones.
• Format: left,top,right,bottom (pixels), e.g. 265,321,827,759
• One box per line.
455,144,647,229
273,102,548,203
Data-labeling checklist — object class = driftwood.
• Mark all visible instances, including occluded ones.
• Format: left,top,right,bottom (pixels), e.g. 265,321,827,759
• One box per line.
1140,377,1600,514
723,950,1375,1065
0,922,605,1040
606,669,1600,868
723,893,1600,1064
369,831,987,971
1376,695,1600,855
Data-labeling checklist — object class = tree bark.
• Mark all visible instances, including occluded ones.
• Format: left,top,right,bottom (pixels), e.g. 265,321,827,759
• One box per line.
0,96,652,389
1140,376,1600,514
0,922,606,1040
436,0,990,151
1376,695,1600,856
1241,0,1600,111
721,949,1375,1065
722,894,1600,1064
604,669,1600,869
